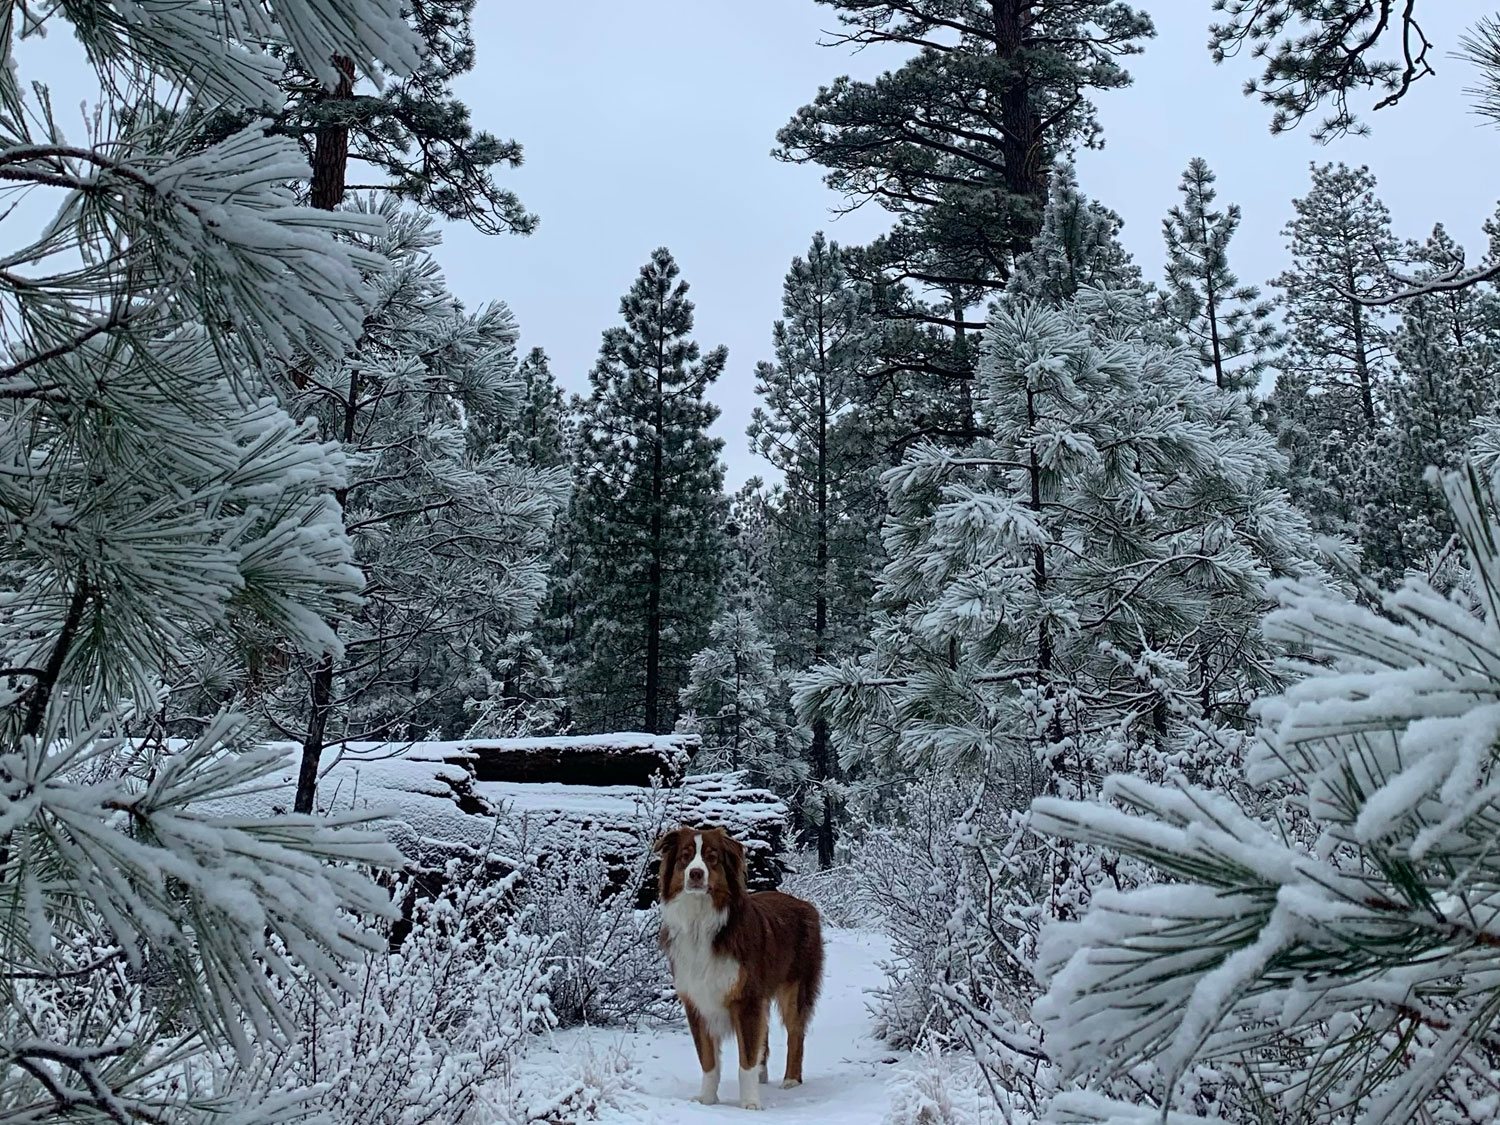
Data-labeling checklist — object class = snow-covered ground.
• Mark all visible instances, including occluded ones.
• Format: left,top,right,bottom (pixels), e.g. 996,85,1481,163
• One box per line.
517,928,904,1122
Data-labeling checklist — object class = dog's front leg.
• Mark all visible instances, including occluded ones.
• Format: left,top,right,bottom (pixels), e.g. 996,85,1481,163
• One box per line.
733,998,770,1110
685,1003,721,1104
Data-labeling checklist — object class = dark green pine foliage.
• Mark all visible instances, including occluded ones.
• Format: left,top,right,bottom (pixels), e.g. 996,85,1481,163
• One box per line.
1268,162,1399,536
749,233,883,867
509,347,570,470
1356,226,1500,583
1209,1,1435,140
570,249,727,734
774,1,1154,445
213,0,533,232
1162,157,1282,392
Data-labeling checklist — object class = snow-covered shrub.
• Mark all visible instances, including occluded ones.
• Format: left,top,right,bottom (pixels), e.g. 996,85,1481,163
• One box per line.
510,815,675,1028
780,851,866,929
1032,466,1500,1123
886,1036,1007,1125
503,1037,638,1124
849,774,1036,1051
230,855,556,1125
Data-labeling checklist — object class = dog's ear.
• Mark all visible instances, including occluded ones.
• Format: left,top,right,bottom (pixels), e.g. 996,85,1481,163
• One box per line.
720,832,748,895
654,827,683,901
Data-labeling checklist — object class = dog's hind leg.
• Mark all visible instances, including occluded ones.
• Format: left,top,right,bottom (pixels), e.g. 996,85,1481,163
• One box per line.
776,982,807,1089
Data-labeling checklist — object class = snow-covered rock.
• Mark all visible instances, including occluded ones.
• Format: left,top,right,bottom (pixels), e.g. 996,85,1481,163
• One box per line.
184,736,790,895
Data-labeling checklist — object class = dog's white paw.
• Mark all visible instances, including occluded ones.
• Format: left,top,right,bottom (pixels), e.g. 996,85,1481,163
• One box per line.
781,1078,802,1089
741,1097,763,1110
693,1093,719,1106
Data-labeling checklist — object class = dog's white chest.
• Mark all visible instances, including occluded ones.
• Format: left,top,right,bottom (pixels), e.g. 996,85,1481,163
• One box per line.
662,894,740,1036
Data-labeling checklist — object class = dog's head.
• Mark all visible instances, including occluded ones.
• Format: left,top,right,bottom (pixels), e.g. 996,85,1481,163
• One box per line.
654,825,746,907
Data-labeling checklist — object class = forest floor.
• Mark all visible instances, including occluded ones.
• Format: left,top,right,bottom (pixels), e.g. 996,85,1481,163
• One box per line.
516,928,906,1122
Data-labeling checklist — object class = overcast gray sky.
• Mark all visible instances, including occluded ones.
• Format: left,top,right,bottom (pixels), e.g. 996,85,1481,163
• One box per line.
433,2,1499,489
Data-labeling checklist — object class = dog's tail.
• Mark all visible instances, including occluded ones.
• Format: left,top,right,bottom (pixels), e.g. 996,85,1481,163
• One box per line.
793,902,823,1024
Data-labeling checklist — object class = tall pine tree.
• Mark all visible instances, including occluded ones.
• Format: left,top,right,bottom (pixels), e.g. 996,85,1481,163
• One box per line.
508,347,570,469
1356,226,1500,582
749,232,882,866
1268,162,1400,535
1161,157,1281,392
570,249,726,734
774,1,1154,444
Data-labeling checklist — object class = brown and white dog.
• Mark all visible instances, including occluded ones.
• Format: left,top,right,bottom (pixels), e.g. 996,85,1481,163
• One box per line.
655,825,823,1110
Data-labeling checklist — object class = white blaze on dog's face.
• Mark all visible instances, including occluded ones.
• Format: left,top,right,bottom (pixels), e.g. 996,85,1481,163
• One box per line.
681,832,710,893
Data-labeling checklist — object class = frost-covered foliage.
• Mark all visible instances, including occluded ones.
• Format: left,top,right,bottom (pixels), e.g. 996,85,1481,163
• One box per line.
257,198,566,790
0,0,426,1117
502,1038,638,1125
678,608,786,780
1032,465,1500,1123
802,280,1316,790
509,809,675,1028
849,777,1026,1050
231,857,556,1125
885,1037,1009,1125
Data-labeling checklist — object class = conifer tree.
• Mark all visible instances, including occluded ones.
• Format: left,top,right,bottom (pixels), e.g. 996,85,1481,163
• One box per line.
570,249,727,734
749,233,882,865
1355,226,1500,582
775,1,1154,440
1008,163,1141,307
1162,157,1282,391
802,175,1317,802
1209,1,1435,140
509,347,570,469
678,609,784,780
208,0,533,233
270,201,565,812
1268,162,1400,534
798,194,1318,1103
724,479,776,615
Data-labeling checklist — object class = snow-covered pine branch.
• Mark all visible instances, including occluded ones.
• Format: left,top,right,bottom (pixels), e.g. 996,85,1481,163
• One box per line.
0,0,434,1117
1032,463,1500,1123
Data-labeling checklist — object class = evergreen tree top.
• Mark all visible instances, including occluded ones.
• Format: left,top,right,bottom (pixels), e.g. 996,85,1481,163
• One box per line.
590,248,727,398
1008,164,1141,306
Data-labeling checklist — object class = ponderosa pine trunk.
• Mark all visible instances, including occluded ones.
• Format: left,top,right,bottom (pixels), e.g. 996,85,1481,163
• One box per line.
643,323,666,734
294,76,357,811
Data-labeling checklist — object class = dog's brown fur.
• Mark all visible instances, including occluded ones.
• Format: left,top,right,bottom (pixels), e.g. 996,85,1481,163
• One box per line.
655,825,823,1106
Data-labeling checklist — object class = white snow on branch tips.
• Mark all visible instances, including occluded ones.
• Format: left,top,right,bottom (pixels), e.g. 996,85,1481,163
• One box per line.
1031,464,1500,1123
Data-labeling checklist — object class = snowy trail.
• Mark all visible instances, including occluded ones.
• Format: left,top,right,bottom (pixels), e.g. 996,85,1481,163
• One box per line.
525,928,902,1122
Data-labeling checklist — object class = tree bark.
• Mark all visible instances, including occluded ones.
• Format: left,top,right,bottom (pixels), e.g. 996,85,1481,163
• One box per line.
290,58,358,814
995,1,1047,253
310,56,355,211
811,310,837,869
1200,210,1226,389
643,306,666,734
